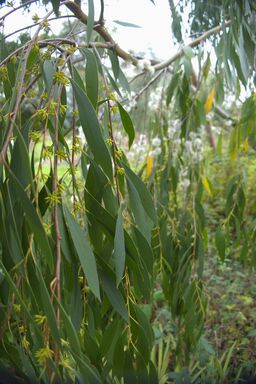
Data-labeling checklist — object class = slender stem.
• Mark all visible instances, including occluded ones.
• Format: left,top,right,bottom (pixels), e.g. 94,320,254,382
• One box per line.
2,15,76,40
52,87,63,366
0,10,53,164
98,0,105,25
154,20,231,71
0,0,38,22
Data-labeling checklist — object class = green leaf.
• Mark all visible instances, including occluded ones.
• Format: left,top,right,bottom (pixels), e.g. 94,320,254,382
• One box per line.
113,207,126,286
117,102,135,148
100,272,128,322
112,20,142,28
109,51,120,80
126,176,151,241
215,227,226,262
9,173,53,272
51,0,60,15
35,262,60,344
84,49,98,109
84,189,141,265
0,261,42,341
183,46,194,59
63,205,101,300
71,79,113,180
42,60,55,95
87,0,95,43
166,72,179,106
71,65,86,93
123,164,157,224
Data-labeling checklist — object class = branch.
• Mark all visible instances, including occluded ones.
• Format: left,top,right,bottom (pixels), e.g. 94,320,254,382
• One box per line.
98,0,105,25
63,0,138,65
0,38,77,67
154,20,231,71
3,15,76,40
0,0,38,22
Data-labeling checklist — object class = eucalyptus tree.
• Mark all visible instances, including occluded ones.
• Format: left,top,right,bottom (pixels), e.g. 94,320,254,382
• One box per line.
0,0,255,383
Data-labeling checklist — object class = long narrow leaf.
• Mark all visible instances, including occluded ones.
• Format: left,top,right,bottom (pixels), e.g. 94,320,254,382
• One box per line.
63,205,101,300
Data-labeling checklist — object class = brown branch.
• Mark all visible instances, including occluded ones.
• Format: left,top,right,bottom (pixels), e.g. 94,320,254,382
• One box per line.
63,0,138,65
154,20,231,71
98,0,105,25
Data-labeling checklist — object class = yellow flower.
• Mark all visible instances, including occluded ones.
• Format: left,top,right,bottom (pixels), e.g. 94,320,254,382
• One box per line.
34,314,47,325
116,166,125,176
21,337,30,350
0,66,8,81
45,191,61,206
35,345,54,365
13,304,21,313
53,71,69,86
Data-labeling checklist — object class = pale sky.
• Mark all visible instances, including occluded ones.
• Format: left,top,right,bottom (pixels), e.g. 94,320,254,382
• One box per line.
0,0,174,60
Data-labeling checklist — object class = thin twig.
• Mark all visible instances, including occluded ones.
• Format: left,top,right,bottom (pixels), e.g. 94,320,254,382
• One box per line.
3,15,76,40
0,0,38,22
154,20,231,71
0,10,54,164
134,69,165,100
98,0,105,25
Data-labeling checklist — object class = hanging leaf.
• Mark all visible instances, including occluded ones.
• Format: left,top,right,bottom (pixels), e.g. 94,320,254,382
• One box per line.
87,0,95,43
201,175,213,197
100,272,128,322
117,102,135,148
112,20,142,28
146,155,153,178
109,51,120,80
205,88,215,113
71,79,113,181
51,0,60,15
83,48,98,109
124,165,157,224
63,205,101,300
113,207,126,286
9,173,53,272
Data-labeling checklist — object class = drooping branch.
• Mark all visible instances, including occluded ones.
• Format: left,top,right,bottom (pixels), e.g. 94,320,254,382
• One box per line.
154,19,231,71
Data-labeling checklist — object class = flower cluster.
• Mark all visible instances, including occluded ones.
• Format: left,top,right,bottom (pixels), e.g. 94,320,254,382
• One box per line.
184,132,203,163
150,136,161,158
179,167,190,189
127,133,147,164
136,59,155,75
147,87,163,111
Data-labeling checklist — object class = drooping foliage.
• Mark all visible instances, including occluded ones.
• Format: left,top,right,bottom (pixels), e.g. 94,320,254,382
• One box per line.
0,0,256,382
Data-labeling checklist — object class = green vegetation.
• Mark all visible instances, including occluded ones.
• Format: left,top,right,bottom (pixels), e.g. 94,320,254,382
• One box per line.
0,0,256,382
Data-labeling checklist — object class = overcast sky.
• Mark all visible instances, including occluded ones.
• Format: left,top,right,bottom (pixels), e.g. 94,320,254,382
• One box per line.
0,0,174,60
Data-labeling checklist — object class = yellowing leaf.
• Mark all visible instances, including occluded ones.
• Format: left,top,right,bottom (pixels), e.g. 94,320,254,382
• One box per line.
201,175,213,197
205,88,215,113
146,155,153,178
242,137,249,152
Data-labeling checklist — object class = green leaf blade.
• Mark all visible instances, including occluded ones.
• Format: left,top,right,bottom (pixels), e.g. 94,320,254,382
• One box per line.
117,102,135,148
63,206,101,300
113,207,126,286
71,79,113,181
